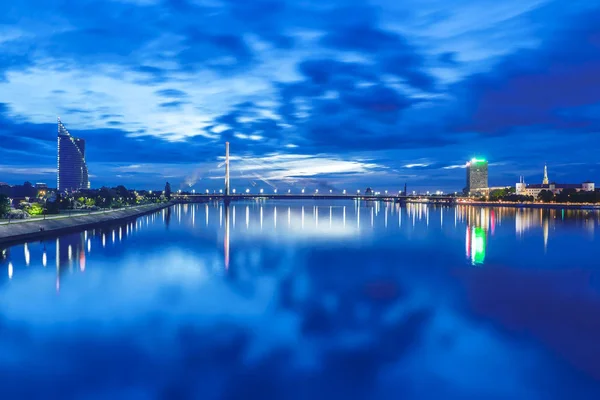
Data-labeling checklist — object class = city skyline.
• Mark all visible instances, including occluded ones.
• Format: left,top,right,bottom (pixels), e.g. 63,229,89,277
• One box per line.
1,0,599,191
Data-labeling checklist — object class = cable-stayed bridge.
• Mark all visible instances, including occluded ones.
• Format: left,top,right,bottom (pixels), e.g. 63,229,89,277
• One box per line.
173,143,456,204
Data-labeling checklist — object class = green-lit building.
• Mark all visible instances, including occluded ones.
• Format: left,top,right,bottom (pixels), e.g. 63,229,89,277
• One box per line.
466,158,488,194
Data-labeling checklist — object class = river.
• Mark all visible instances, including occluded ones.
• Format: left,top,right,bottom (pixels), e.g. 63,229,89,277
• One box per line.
1,200,599,399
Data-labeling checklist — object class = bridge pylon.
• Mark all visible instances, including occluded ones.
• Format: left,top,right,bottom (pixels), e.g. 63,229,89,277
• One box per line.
225,142,230,196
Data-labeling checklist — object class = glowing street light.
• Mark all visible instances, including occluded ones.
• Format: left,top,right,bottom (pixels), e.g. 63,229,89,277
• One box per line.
206,189,209,194
330,189,333,194
288,189,291,194
343,189,347,195
357,190,360,194
219,189,223,194
385,190,388,195
260,188,264,194
246,188,250,193
274,189,277,193
192,189,195,194
315,189,319,194
233,189,236,194
302,189,305,194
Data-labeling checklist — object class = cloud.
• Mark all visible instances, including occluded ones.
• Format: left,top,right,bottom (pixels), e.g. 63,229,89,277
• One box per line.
154,89,189,99
158,100,188,109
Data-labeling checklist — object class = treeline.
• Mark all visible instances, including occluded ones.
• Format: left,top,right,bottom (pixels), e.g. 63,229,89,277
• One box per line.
537,189,600,203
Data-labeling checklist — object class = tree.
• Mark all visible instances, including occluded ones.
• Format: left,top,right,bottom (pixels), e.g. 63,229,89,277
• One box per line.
0,194,9,217
165,182,172,200
27,203,44,216
537,190,554,203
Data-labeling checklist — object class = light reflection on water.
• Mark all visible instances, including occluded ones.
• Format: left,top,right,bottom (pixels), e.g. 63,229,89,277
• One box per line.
1,200,600,399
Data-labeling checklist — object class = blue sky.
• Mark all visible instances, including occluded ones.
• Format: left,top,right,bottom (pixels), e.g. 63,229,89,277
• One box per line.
0,0,599,191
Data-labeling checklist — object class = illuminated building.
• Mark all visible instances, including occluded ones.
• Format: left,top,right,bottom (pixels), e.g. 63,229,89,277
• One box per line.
466,158,488,194
57,118,90,192
35,183,48,197
515,165,595,196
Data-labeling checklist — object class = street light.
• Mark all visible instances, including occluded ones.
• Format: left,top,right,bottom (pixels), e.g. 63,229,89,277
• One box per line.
385,190,388,195
274,189,277,193
288,189,291,194
246,188,250,193
330,189,333,194
233,189,236,194
343,189,346,195
301,189,305,194
357,190,360,194
219,189,223,194
206,189,209,194
315,189,319,194
260,188,264,194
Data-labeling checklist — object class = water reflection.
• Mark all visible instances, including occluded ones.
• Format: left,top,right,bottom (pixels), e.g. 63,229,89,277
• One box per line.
1,202,600,398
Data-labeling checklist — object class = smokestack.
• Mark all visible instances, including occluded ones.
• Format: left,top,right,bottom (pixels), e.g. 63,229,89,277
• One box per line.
225,142,230,196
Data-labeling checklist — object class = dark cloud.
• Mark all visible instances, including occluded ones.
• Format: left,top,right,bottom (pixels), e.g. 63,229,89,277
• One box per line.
154,89,188,99
158,101,188,109
452,10,600,135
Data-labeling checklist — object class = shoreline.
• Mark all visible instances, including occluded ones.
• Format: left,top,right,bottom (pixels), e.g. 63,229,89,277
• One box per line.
461,201,600,210
0,203,171,246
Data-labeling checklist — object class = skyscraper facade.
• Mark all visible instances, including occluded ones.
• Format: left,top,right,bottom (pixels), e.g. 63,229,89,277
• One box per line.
466,158,488,193
57,118,90,192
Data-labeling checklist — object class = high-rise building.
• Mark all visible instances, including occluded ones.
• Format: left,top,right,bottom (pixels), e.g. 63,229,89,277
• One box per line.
466,158,488,193
57,118,90,192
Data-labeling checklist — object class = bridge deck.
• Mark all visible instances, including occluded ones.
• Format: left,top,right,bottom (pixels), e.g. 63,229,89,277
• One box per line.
172,194,456,202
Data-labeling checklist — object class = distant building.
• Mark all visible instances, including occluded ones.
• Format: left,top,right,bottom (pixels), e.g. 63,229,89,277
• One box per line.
0,182,10,196
515,165,595,196
35,183,48,197
466,158,488,194
57,118,90,192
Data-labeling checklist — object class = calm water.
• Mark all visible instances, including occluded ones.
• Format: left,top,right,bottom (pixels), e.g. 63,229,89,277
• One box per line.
1,200,600,399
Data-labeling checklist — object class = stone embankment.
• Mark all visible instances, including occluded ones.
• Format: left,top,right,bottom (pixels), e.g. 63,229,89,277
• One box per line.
0,203,171,245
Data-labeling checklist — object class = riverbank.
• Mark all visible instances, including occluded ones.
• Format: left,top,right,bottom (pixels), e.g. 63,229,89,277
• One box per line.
0,203,171,245
463,201,600,210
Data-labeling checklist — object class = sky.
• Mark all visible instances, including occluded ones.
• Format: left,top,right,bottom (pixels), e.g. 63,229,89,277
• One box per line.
0,0,599,192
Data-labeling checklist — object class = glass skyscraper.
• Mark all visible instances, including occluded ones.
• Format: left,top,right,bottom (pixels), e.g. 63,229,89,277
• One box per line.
57,118,90,192
466,158,488,193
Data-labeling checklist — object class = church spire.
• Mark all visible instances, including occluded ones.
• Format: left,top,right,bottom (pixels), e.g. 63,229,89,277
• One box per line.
543,163,549,185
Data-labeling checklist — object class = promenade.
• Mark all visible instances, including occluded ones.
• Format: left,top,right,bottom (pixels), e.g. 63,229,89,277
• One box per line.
0,203,171,245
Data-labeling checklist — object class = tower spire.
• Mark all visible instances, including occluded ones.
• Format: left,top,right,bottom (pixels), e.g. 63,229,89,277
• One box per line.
543,163,549,185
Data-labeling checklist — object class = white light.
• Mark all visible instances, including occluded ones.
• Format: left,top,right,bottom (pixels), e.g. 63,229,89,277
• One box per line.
385,190,388,194
219,189,223,194
246,188,250,193
315,189,319,193
260,188,264,194
274,189,277,193
192,189,195,194
343,189,347,194
301,189,305,194
206,189,209,194
357,190,360,194
330,189,332,193
288,189,291,193
233,188,236,193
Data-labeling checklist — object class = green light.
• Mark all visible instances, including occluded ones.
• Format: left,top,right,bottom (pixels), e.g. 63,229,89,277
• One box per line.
472,227,486,265
471,157,487,164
